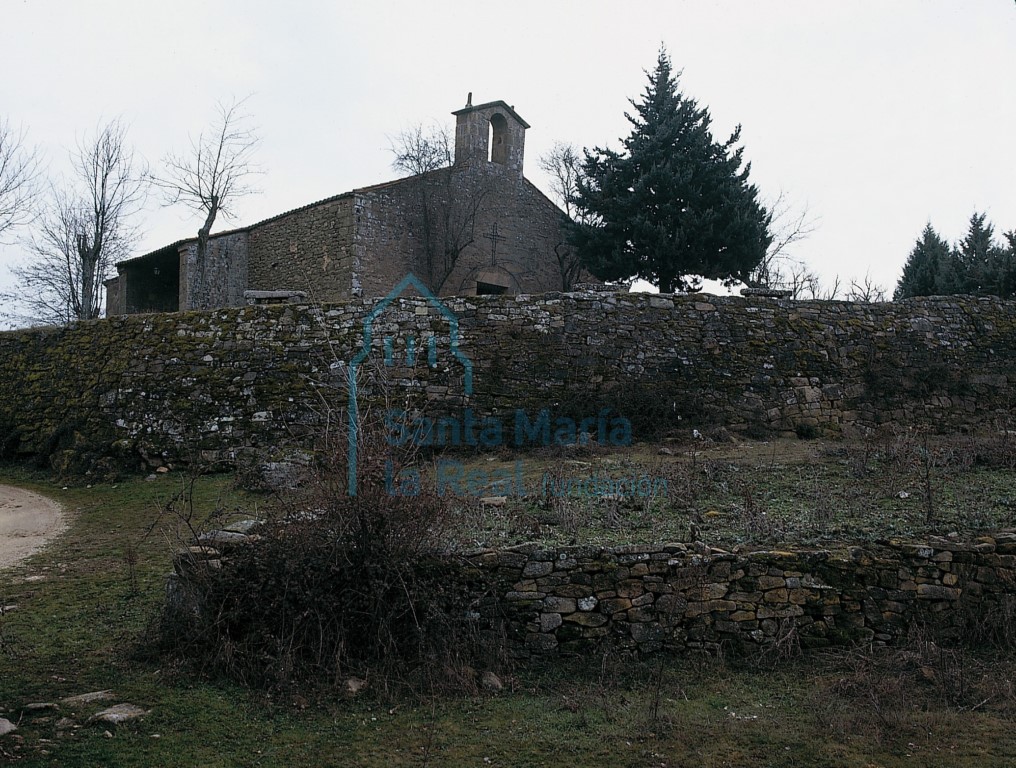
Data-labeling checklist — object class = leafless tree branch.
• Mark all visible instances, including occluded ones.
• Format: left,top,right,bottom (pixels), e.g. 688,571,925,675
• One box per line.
0,117,42,240
428,180,491,292
767,190,819,263
5,120,147,326
538,141,584,222
537,142,589,290
748,190,819,291
387,121,491,292
158,97,262,223
155,97,262,308
388,123,453,177
845,272,888,302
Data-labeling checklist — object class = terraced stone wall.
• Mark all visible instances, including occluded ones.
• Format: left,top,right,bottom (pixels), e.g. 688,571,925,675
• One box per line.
172,531,1016,657
460,534,1016,656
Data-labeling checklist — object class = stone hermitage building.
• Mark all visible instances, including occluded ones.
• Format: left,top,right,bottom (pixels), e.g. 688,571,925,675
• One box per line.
105,97,583,315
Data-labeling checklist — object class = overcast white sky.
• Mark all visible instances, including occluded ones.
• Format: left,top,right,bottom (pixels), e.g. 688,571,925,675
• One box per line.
2,0,1014,309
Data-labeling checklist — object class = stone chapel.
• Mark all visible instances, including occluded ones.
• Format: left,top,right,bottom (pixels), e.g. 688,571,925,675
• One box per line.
105,96,582,315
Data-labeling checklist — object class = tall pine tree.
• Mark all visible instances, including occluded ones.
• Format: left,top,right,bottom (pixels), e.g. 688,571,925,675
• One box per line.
893,224,950,299
571,49,771,293
999,230,1016,297
895,213,1016,299
955,212,995,292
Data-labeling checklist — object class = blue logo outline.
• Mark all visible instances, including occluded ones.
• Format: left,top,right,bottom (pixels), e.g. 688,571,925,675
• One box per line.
347,273,473,495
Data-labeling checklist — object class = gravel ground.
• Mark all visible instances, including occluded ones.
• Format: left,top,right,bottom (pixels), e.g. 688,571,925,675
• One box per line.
0,484,66,569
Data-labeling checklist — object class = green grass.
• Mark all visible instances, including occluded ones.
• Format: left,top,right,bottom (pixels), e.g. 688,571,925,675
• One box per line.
2,441,1016,767
440,434,1016,551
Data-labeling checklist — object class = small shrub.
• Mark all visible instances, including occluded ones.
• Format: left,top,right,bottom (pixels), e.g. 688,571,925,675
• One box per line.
746,618,802,670
743,421,771,441
958,594,1016,650
794,422,819,440
813,623,1016,746
160,411,506,692
736,482,783,541
963,422,1016,470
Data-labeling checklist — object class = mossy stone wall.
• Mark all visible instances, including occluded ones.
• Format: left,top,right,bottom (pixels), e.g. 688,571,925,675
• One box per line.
1,292,1014,470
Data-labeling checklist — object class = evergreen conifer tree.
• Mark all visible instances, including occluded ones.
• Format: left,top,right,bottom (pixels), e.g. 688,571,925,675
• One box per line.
999,230,1016,297
571,49,771,293
894,214,1016,299
955,212,996,293
893,224,950,299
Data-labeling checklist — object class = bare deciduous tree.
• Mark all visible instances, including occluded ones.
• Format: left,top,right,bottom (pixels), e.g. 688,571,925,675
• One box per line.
748,190,819,291
551,241,583,292
427,182,491,292
538,141,587,290
388,123,453,177
771,260,841,300
538,141,583,221
8,120,146,325
782,261,822,300
157,97,261,294
845,272,888,302
388,122,491,292
0,117,41,239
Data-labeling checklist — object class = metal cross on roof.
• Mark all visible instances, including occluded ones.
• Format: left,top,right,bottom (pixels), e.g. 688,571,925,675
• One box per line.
484,222,501,265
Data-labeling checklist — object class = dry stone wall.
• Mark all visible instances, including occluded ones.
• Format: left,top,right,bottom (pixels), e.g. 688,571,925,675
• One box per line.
172,530,1016,657
473,534,1016,656
0,292,1015,471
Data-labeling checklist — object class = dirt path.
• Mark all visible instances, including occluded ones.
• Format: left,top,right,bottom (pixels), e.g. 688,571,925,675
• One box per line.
0,484,67,569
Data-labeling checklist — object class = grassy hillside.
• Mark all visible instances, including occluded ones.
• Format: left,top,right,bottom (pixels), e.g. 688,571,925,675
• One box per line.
2,435,1016,767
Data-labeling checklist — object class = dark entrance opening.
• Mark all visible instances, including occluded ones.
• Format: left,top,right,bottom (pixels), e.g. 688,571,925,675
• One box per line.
124,246,180,313
476,281,508,296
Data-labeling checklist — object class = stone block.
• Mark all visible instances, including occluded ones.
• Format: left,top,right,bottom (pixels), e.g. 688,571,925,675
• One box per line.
525,633,558,652
506,591,545,602
630,623,666,644
616,580,645,599
522,561,554,578
621,605,654,624
599,598,632,614
687,582,729,601
655,594,688,616
756,604,804,620
577,596,598,611
916,584,961,600
539,613,562,633
757,575,787,589
542,596,577,613
554,584,599,598
563,612,607,627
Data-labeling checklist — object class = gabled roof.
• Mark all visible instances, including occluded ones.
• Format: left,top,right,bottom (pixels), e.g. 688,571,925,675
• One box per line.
117,169,463,268
116,238,196,267
117,187,355,267
451,100,530,129
116,163,559,270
